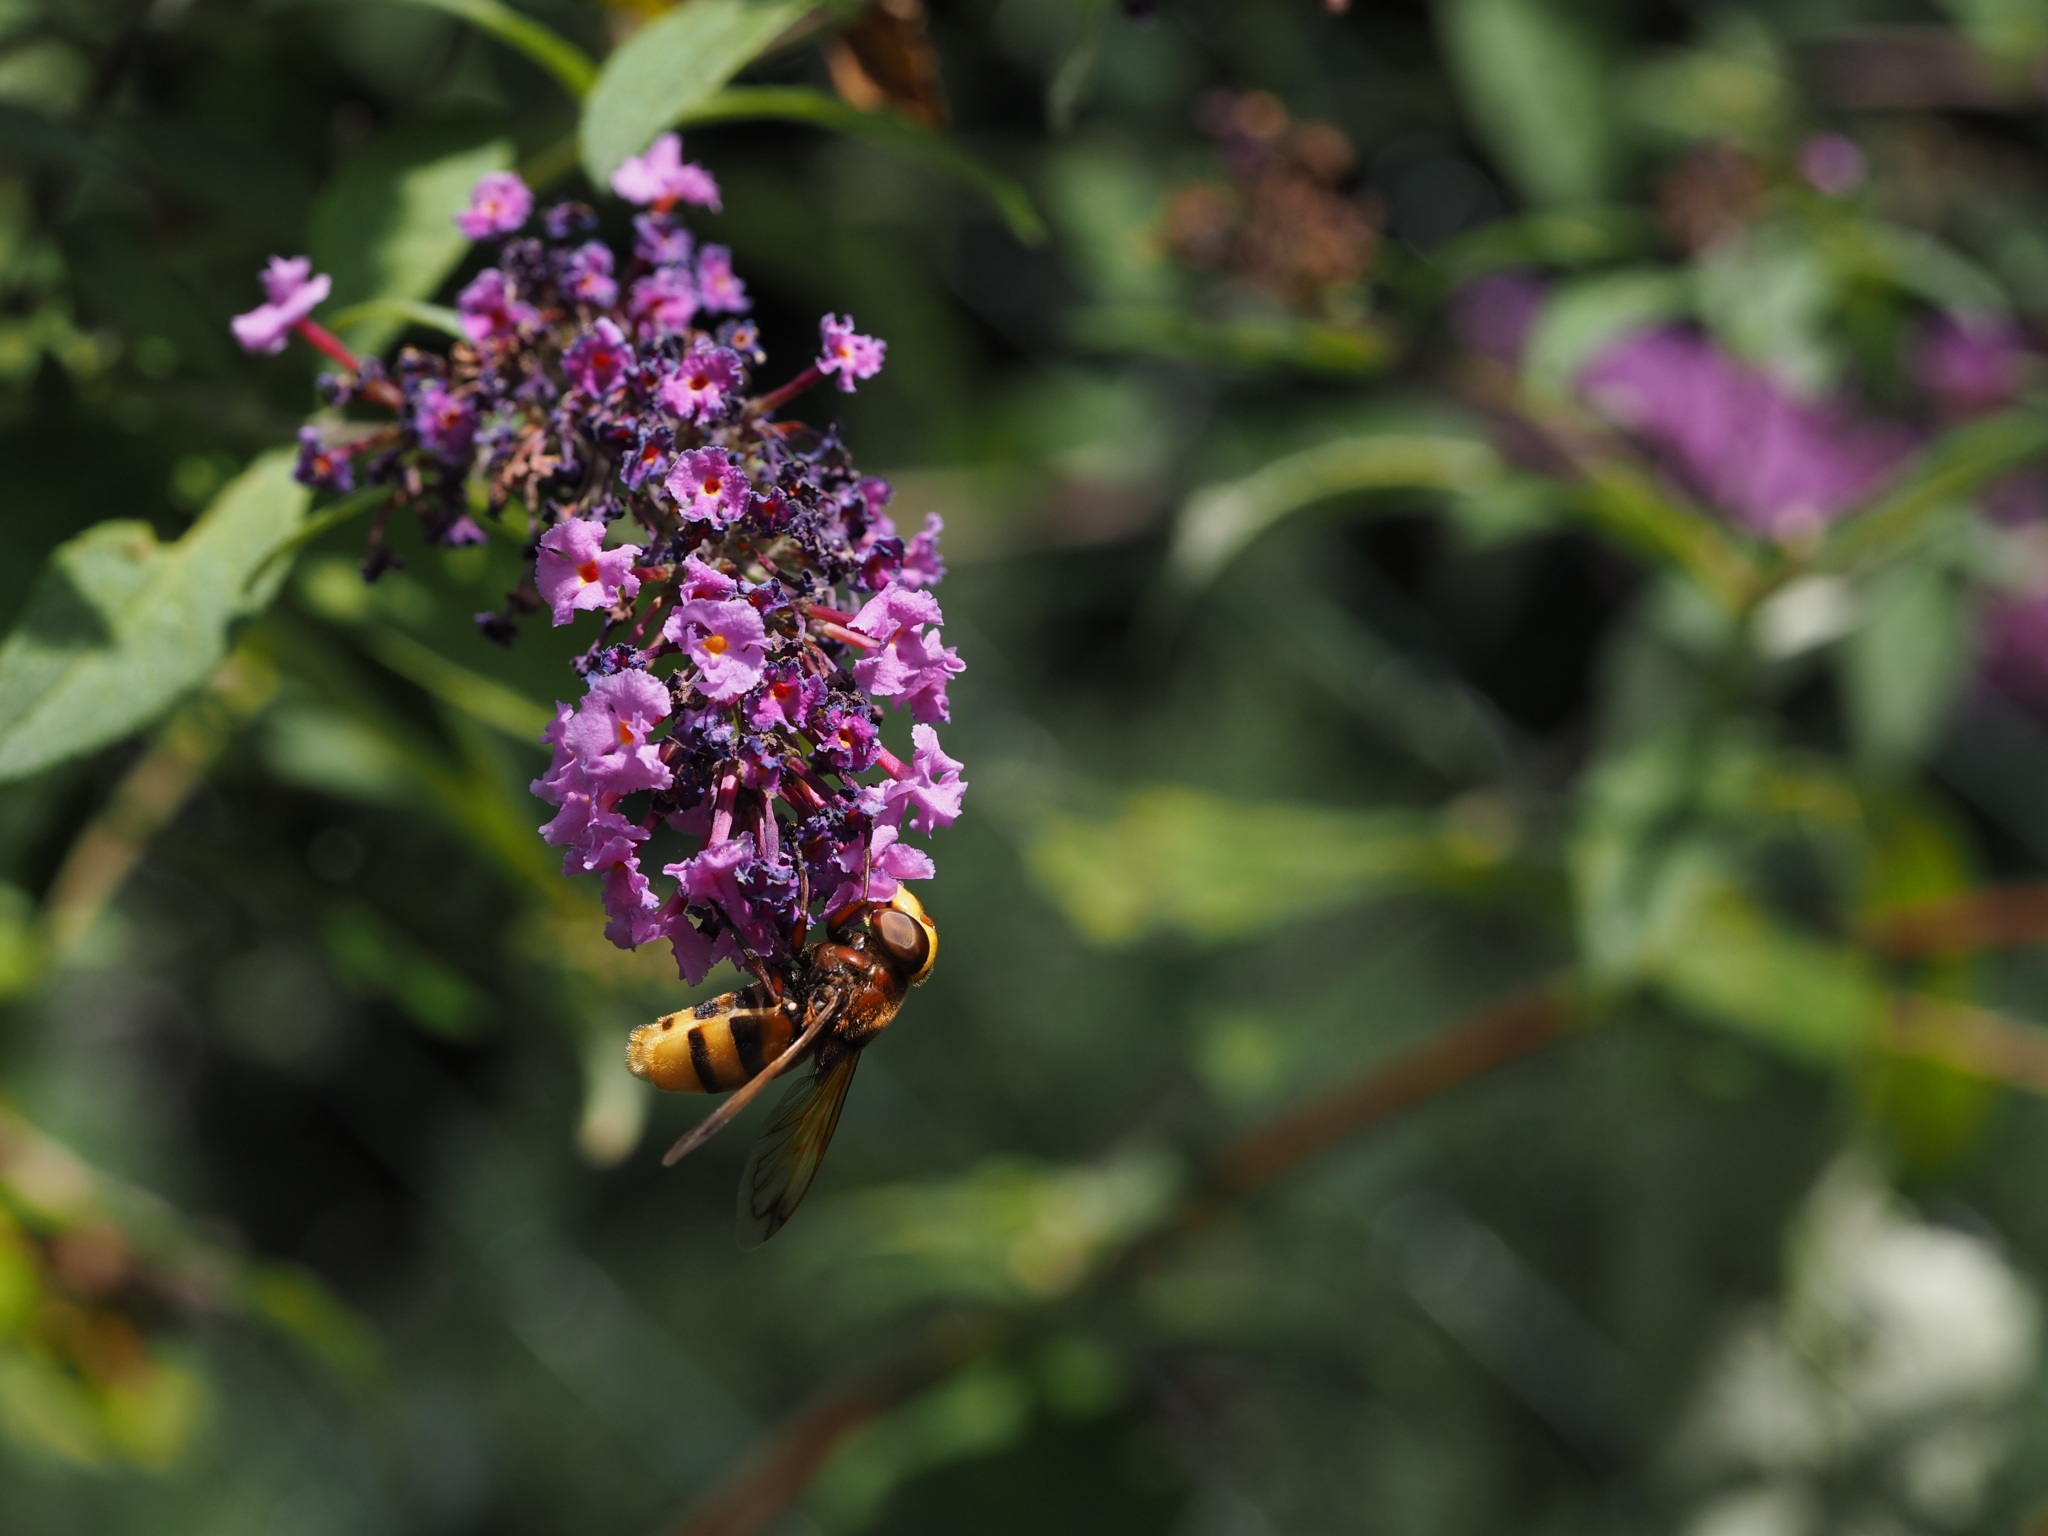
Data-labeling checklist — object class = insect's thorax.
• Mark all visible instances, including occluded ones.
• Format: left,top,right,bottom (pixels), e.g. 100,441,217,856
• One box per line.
802,938,908,1051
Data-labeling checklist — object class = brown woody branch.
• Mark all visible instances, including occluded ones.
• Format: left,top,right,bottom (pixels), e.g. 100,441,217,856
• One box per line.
1865,884,2048,962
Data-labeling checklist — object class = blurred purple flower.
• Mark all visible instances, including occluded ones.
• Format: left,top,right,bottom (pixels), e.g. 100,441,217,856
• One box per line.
560,241,619,308
1798,134,1866,197
1911,313,2029,415
1451,270,1544,366
818,314,886,392
457,172,533,239
1579,327,1914,540
231,256,331,354
695,245,750,314
564,317,634,397
658,344,742,424
611,133,721,211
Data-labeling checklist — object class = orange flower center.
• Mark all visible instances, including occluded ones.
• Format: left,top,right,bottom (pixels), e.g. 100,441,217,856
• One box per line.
702,477,720,495
702,633,729,656
576,559,601,583
689,374,710,390
615,721,636,747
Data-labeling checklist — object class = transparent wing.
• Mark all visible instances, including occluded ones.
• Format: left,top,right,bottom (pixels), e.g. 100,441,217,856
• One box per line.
736,1054,860,1249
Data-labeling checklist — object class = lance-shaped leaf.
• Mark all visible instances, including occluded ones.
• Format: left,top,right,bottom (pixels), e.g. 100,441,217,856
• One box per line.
0,452,308,782
1026,784,1528,945
1168,431,1506,593
670,85,1045,244
1437,0,1615,207
352,0,598,97
580,0,815,186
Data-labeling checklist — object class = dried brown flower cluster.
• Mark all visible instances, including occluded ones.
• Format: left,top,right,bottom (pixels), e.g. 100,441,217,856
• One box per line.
1162,90,1380,309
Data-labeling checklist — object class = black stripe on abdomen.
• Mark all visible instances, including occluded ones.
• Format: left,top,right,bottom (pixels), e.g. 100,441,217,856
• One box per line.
731,1013,767,1080
688,1028,724,1092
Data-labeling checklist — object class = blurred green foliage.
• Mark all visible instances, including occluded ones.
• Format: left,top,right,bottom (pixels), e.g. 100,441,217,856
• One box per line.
7,1,2048,1534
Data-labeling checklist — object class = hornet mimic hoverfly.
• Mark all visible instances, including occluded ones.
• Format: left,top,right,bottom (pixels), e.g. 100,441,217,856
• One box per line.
626,889,938,1246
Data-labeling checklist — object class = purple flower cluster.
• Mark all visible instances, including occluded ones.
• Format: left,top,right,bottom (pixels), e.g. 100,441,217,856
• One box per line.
243,136,964,986
1578,328,1915,542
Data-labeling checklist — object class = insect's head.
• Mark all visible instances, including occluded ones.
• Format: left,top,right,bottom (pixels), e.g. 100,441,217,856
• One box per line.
870,888,937,985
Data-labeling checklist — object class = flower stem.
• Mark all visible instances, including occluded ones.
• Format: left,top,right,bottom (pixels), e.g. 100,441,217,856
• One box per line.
746,363,825,419
294,318,362,372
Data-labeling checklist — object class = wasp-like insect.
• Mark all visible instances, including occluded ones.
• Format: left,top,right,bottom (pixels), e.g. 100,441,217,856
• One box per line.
626,889,938,1246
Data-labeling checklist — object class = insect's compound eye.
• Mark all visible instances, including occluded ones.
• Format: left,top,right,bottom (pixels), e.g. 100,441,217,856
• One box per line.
874,908,930,976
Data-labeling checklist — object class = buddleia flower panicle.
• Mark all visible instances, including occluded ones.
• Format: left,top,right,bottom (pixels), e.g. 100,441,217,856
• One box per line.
233,133,966,986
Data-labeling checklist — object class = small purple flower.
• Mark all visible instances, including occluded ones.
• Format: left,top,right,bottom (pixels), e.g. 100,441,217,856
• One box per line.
541,794,651,874
231,255,331,355
747,664,822,733
544,201,598,243
818,823,933,915
658,345,742,424
721,318,766,365
412,380,476,462
883,724,967,834
817,314,886,392
634,213,695,267
442,515,488,547
456,268,537,343
560,241,619,308
808,700,881,774
611,133,722,211
1799,134,1866,198
629,267,700,336
850,583,965,723
602,861,664,948
1911,313,2029,415
564,317,634,397
559,669,673,797
665,597,769,702
457,171,533,239
295,426,355,491
621,425,674,490
664,902,746,986
678,555,738,601
536,517,642,625
695,245,750,313
664,447,751,527
900,512,947,590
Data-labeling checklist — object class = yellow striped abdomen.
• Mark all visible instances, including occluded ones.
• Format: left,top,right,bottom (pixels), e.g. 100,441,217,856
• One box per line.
627,993,798,1094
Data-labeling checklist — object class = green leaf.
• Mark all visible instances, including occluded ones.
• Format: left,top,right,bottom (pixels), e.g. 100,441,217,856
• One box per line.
1070,304,1387,373
1025,785,1518,945
0,452,308,782
1820,409,2048,572
671,86,1046,244
1436,0,1614,207
352,0,598,96
1522,268,1692,401
579,0,815,186
1169,432,1503,592
1841,560,1967,772
1650,887,1885,1062
310,128,513,358
322,298,466,339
